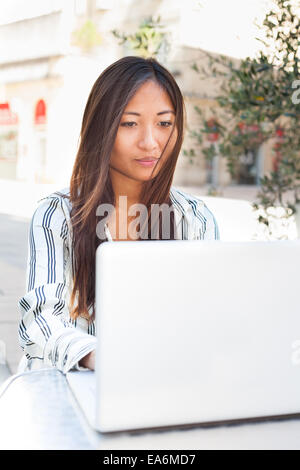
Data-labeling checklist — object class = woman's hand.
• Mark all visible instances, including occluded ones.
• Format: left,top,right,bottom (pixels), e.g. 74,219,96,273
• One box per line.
78,350,96,370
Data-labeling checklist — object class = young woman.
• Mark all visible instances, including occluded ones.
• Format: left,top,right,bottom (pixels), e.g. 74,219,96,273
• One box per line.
18,56,219,373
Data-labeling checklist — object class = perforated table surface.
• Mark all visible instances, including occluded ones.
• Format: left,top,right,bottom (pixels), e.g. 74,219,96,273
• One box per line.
1,368,300,450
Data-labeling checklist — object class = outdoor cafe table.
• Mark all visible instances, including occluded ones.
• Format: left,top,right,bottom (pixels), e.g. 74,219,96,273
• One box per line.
0,368,300,450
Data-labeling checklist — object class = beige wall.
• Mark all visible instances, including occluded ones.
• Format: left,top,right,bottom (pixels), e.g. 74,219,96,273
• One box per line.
4,75,63,183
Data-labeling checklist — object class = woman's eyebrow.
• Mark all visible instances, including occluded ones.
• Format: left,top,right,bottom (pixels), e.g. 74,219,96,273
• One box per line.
123,110,175,116
157,110,175,115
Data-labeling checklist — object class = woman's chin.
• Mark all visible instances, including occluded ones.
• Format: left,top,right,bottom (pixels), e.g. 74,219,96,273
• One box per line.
132,169,158,182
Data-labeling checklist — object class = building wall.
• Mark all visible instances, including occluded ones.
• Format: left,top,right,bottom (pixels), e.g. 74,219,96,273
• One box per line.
0,0,275,187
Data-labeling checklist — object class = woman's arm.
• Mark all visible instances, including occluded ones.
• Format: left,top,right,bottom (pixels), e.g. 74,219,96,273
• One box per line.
18,196,96,373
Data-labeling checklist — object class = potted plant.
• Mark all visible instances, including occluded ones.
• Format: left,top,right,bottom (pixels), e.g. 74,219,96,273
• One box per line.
188,0,300,239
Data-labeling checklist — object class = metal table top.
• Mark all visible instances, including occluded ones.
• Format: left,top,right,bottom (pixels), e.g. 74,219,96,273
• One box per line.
1,368,300,450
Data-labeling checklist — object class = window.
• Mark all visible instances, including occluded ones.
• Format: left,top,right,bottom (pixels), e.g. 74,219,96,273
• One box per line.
74,0,87,15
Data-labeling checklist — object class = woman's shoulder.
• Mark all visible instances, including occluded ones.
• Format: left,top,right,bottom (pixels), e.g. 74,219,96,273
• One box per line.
38,186,71,203
31,187,72,228
36,187,71,211
170,186,206,213
170,186,220,239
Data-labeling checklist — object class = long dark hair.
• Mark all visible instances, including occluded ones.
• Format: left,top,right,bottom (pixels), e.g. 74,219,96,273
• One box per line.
66,56,185,320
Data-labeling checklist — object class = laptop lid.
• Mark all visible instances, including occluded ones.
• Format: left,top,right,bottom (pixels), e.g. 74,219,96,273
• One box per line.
95,239,300,432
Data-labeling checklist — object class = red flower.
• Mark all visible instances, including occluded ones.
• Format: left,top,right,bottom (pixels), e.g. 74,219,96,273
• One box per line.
275,128,284,138
207,132,219,142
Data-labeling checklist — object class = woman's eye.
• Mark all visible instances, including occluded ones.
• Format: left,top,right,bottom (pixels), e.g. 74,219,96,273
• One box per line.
159,121,173,128
120,122,136,127
120,121,173,128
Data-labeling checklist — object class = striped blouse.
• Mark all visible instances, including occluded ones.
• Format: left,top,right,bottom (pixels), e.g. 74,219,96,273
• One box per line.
18,186,220,374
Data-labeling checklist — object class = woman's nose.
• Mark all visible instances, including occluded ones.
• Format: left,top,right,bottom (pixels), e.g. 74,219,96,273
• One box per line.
138,126,158,151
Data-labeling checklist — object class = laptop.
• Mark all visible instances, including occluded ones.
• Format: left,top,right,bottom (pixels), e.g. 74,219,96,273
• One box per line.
67,239,300,433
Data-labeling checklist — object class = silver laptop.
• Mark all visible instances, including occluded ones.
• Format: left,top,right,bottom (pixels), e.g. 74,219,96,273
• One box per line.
67,239,300,433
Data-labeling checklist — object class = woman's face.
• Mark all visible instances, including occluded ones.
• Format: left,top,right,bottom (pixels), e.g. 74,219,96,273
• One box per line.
110,80,178,183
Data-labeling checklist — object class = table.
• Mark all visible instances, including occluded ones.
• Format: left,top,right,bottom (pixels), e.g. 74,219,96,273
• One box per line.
1,368,300,450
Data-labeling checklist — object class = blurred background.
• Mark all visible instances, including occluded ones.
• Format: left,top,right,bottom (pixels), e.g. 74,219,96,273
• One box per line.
0,0,275,189
0,0,298,378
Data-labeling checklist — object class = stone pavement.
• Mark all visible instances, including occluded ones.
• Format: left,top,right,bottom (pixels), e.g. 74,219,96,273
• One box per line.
0,179,60,382
0,212,29,379
0,179,297,384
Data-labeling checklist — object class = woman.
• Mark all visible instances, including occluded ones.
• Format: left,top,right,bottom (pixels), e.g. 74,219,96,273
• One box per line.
18,56,220,374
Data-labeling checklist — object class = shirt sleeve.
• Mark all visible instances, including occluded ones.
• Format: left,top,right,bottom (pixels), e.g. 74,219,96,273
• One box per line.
18,196,96,374
192,197,220,241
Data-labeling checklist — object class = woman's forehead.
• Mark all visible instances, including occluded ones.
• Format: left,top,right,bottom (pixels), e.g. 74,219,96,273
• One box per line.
124,81,174,112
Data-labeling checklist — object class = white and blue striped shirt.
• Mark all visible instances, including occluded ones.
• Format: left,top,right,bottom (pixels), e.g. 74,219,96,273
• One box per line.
18,186,220,374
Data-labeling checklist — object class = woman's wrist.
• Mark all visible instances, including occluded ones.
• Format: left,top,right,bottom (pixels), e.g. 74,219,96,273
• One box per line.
78,350,95,370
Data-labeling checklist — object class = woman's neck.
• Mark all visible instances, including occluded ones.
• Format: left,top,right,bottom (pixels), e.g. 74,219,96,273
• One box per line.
109,167,143,208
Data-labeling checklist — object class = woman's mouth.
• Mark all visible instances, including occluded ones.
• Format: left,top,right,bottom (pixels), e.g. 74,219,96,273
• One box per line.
135,158,159,167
